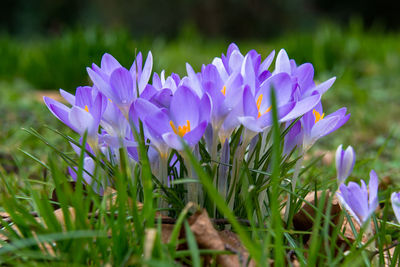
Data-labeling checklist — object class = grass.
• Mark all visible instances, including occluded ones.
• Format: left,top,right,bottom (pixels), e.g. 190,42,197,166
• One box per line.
0,22,399,265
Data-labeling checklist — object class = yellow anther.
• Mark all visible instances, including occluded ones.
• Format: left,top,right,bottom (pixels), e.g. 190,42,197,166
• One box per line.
84,105,89,112
256,94,271,118
313,109,325,124
256,94,263,111
170,120,191,137
221,85,226,96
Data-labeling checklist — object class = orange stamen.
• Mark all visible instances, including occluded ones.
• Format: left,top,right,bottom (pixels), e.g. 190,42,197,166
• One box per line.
84,105,89,112
313,109,325,124
170,120,191,137
256,94,272,118
221,85,226,96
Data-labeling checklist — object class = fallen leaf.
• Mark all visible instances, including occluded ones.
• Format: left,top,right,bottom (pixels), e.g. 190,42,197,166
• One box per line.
188,209,256,267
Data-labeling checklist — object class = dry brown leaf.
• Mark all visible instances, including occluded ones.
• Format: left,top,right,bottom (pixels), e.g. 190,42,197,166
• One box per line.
53,207,76,230
287,191,341,233
188,209,256,267
103,187,143,211
336,216,375,251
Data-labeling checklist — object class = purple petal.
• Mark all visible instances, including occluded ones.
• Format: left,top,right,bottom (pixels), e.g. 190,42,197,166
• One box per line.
228,50,244,73
212,57,229,81
152,72,162,89
275,49,291,74
140,84,157,100
183,121,208,147
309,116,340,141
60,89,75,105
294,63,315,92
241,54,256,94
224,73,244,108
44,97,76,131
314,77,336,96
259,50,275,75
75,86,93,109
281,94,321,122
69,106,96,137
110,67,135,105
186,63,203,98
242,86,257,118
337,189,362,226
162,132,183,150
138,51,153,93
202,64,224,90
150,88,173,108
199,93,211,123
238,116,262,133
391,192,400,223
101,53,122,75
170,86,200,127
283,120,303,155
87,67,114,100
257,72,292,107
369,170,379,212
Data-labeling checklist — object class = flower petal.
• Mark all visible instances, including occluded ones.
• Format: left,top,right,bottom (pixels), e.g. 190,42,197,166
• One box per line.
170,86,200,126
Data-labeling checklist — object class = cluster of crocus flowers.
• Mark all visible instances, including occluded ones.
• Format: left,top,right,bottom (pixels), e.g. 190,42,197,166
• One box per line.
44,43,351,206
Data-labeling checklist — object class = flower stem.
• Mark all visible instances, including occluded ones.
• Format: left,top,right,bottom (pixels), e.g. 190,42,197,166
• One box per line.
159,155,169,212
284,148,304,223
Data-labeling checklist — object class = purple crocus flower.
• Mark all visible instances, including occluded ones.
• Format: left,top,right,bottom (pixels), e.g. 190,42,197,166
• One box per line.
391,192,400,224
87,52,153,116
131,97,171,158
162,85,210,150
274,49,336,99
336,170,379,226
44,86,107,148
68,156,104,195
336,144,356,184
135,85,210,152
301,101,350,150
237,73,320,144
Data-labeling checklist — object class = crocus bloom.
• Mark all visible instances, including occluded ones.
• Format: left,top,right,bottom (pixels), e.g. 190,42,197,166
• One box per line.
68,156,104,195
238,73,320,145
391,192,400,224
336,144,356,184
301,101,350,150
87,52,153,116
273,49,336,99
135,85,210,152
44,86,107,148
336,170,379,226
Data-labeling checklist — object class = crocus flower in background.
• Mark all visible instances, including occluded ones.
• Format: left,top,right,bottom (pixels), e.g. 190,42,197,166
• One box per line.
391,192,400,224
336,144,356,184
68,156,104,195
336,170,379,226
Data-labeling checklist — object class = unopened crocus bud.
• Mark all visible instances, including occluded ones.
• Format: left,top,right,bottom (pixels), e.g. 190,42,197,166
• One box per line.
336,144,355,184
391,192,400,224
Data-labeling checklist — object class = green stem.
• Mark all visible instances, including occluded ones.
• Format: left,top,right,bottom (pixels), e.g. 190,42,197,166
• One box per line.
159,155,169,212
284,149,304,223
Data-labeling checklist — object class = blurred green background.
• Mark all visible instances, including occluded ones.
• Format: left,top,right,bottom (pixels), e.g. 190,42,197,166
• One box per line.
1,0,400,182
